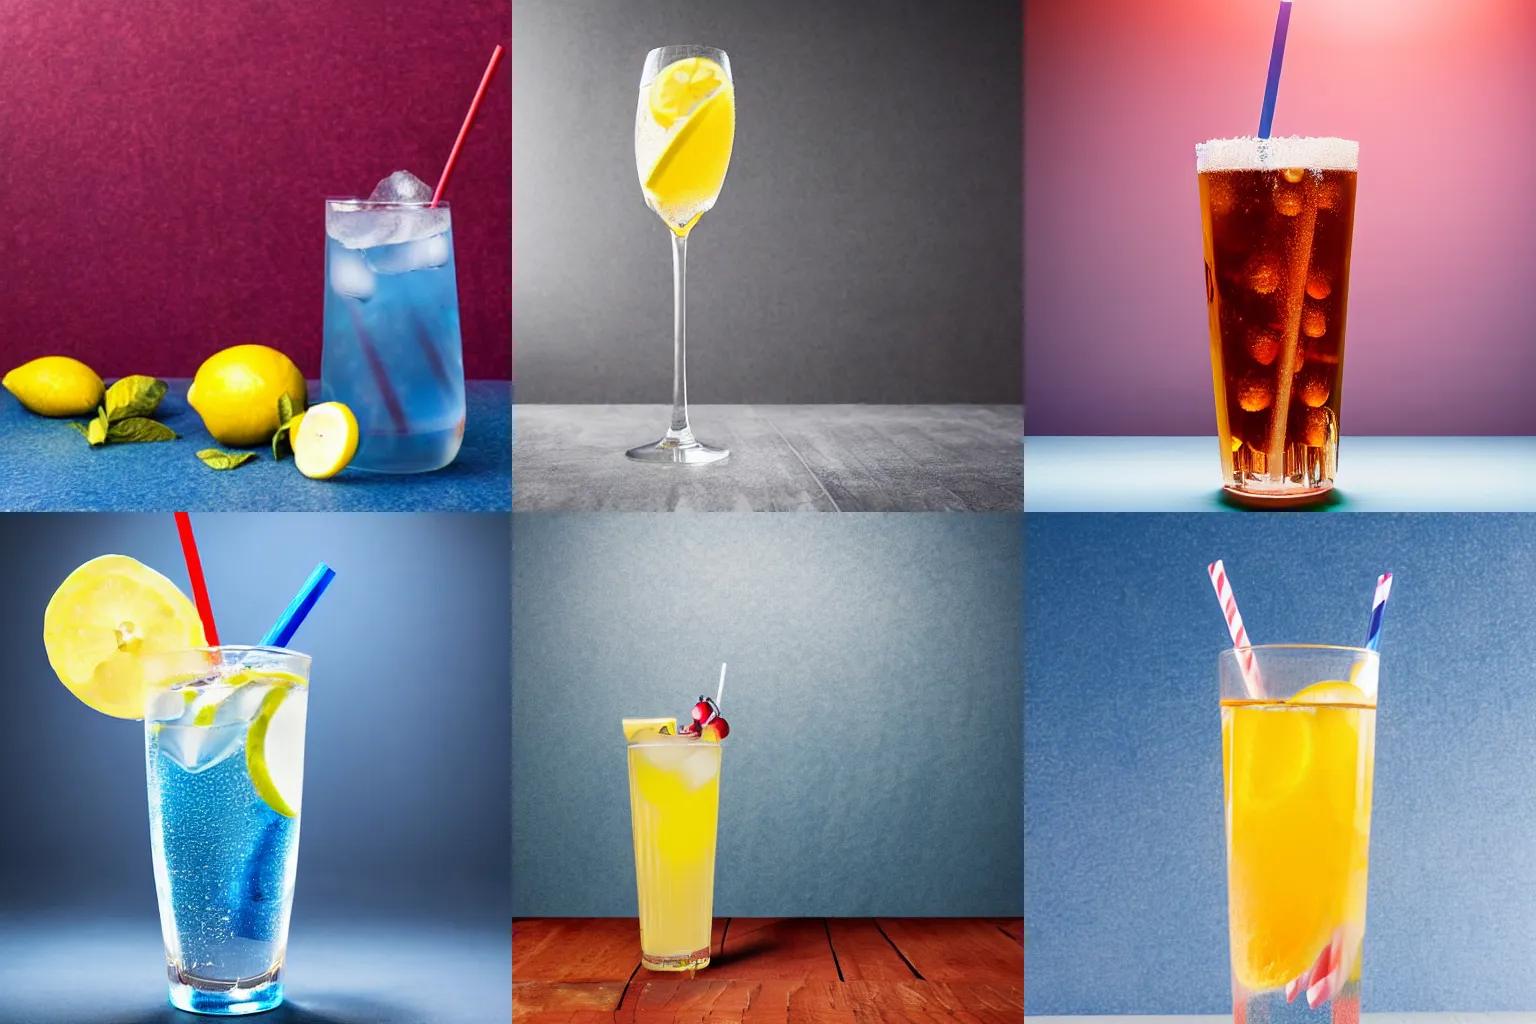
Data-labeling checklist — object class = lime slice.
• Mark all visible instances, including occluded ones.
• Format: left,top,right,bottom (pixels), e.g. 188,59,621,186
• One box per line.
44,555,206,719
293,401,359,480
623,716,676,741
247,684,307,817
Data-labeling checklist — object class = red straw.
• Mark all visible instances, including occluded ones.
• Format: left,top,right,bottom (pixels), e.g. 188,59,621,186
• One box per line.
430,44,505,207
173,512,220,646
1207,560,1263,698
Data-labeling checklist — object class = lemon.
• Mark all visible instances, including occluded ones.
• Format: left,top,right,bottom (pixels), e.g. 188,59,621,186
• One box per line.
648,57,727,128
623,717,677,741
246,683,307,817
187,344,307,447
292,401,359,479
645,84,735,228
44,555,206,719
3,356,105,417
1293,680,1371,707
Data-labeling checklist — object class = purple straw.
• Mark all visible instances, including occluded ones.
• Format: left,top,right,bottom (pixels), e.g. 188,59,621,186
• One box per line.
1257,0,1293,139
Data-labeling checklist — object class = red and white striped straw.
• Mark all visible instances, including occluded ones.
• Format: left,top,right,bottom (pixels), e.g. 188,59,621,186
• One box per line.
1208,560,1264,698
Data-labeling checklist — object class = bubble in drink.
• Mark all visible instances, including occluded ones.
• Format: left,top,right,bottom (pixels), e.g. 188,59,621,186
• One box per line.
1237,373,1274,413
1248,329,1280,367
1297,366,1332,408
1303,306,1327,338
1307,271,1332,301
1247,257,1280,295
1273,186,1303,217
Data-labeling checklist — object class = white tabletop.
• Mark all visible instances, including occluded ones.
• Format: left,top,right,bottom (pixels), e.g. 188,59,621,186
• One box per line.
1024,436,1536,511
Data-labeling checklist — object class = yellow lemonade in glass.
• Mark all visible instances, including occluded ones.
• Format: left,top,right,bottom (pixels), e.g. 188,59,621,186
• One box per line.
623,709,727,971
1220,646,1377,1021
635,55,736,236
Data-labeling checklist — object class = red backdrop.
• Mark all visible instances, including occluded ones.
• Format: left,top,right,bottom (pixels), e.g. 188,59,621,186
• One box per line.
0,0,510,380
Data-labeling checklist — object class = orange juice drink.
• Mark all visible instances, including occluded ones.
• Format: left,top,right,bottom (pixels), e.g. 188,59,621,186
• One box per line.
1220,645,1377,1021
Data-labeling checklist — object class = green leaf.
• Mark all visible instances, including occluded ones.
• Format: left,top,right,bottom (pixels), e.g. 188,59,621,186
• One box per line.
104,375,168,422
197,449,259,471
271,423,292,462
108,417,178,443
67,422,90,438
87,407,109,447
277,393,295,427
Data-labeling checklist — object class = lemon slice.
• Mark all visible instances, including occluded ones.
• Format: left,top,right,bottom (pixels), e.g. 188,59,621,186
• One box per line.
644,85,735,212
292,401,359,480
623,716,677,741
247,684,307,817
648,57,726,128
1292,680,1371,707
44,555,206,719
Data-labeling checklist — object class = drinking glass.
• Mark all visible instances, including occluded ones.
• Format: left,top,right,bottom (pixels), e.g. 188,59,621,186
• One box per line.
627,44,736,464
1220,644,1377,1023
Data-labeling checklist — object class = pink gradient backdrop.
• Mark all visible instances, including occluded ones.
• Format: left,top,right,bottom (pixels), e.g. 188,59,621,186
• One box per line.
0,0,510,380
1026,0,1536,435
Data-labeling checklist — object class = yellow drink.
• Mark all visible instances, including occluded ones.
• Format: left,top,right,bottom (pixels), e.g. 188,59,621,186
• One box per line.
626,735,722,970
1222,680,1374,1001
635,57,736,236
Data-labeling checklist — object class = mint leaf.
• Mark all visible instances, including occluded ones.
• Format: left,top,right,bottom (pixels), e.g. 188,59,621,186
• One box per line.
197,449,258,470
272,424,292,462
68,422,90,438
108,417,178,443
278,393,295,427
87,407,109,446
104,376,168,422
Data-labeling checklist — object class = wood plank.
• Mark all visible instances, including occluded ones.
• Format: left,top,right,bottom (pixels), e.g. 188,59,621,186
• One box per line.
512,404,836,512
767,405,1023,512
876,918,1024,984
514,918,640,983
706,918,841,981
825,919,916,981
621,980,1023,1023
512,981,625,1014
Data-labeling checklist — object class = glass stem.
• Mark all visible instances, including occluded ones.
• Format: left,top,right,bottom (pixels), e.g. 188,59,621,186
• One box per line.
669,232,692,437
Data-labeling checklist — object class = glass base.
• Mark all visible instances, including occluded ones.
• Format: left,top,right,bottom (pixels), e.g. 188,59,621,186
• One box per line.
1222,482,1335,509
626,429,729,465
642,948,711,972
168,963,283,1016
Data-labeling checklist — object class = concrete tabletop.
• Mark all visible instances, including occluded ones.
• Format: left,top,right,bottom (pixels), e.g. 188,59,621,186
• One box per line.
1024,436,1536,511
0,380,511,511
513,404,1023,511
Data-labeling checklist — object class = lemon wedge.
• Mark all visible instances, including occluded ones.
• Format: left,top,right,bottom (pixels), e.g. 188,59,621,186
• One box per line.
648,57,727,128
292,401,359,479
44,555,206,719
247,683,307,817
623,717,677,741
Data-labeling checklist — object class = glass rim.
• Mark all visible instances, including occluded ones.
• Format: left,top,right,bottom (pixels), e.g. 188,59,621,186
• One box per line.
324,197,449,211
1223,643,1376,656
641,44,732,88
149,644,312,666
627,738,726,749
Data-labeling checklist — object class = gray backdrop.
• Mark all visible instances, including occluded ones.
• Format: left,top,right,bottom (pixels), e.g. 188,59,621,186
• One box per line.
0,513,509,919
511,0,1022,404
512,513,1023,916
1027,513,1536,1015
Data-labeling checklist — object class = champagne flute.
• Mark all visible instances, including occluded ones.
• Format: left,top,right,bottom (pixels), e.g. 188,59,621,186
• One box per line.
626,45,736,464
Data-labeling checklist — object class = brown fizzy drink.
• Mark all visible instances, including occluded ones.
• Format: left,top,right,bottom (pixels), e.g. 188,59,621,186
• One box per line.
1197,137,1358,505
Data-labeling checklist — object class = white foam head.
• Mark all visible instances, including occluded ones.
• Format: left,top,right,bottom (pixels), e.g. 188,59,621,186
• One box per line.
1196,136,1358,173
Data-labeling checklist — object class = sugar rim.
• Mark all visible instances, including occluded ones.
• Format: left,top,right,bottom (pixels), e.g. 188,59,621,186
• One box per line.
1196,136,1358,173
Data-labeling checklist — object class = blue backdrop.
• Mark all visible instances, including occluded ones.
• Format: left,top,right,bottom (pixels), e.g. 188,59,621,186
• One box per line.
1026,513,1536,1014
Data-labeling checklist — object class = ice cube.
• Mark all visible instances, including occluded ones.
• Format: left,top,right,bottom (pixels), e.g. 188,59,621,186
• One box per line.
1306,271,1332,301
1303,406,1334,448
1247,257,1280,295
370,170,434,204
157,722,243,774
1273,185,1303,217
365,233,451,275
214,682,273,726
145,689,189,723
330,249,376,300
1248,329,1279,367
1302,306,1327,338
326,207,401,250
1237,373,1274,412
1297,367,1332,409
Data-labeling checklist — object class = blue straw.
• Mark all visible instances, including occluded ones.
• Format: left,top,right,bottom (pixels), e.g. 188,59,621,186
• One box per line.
1257,0,1293,139
1364,572,1393,652
260,563,336,648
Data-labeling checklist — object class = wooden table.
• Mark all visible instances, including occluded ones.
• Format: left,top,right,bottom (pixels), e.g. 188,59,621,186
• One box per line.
513,917,1023,1023
513,405,1023,511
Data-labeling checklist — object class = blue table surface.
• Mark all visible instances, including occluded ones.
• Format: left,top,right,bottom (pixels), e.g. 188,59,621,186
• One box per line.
1025,436,1536,511
0,380,510,511
0,913,509,1024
